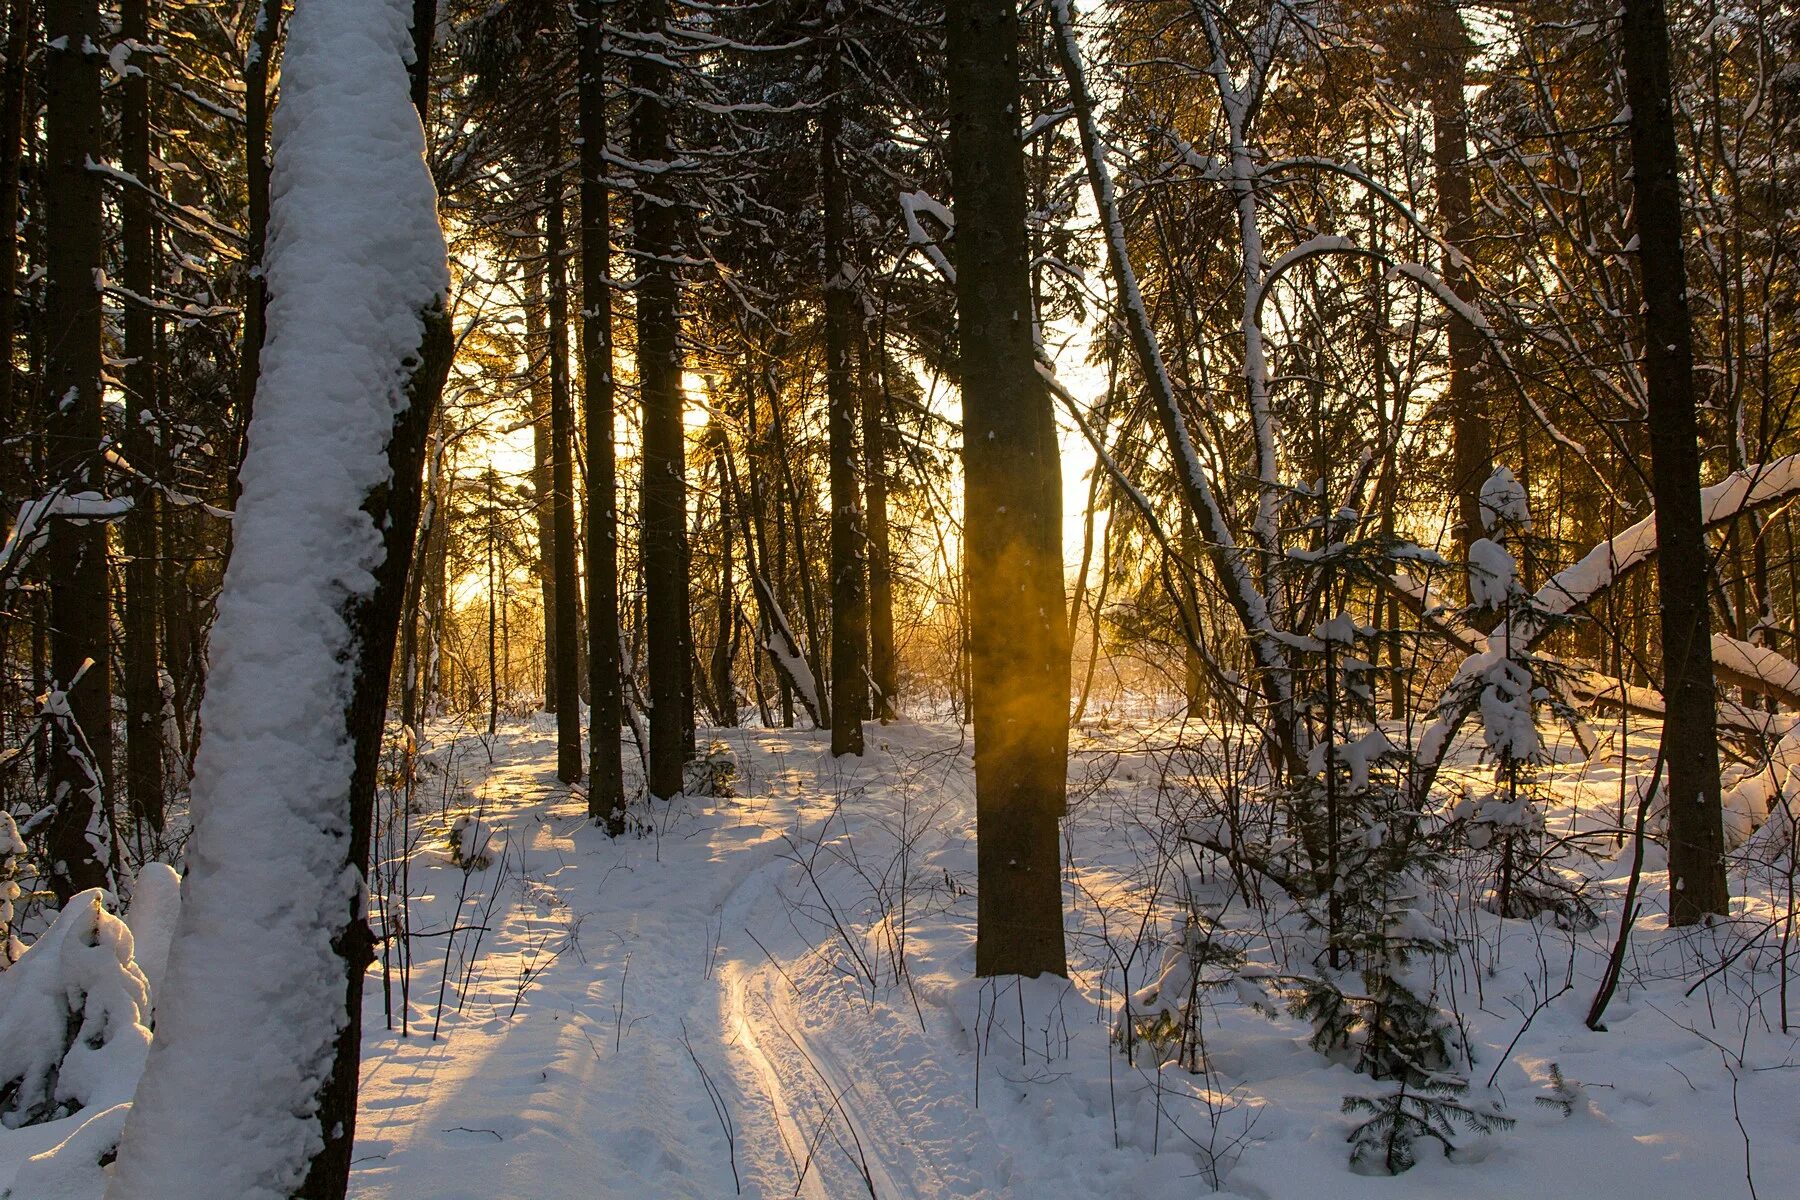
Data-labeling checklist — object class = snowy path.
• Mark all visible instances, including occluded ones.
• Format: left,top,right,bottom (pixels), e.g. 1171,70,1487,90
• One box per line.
7,714,1797,1198
334,717,1800,1200
349,721,1057,1200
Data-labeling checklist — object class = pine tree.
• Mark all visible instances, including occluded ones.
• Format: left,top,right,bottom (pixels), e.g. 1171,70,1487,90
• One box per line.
631,0,694,799
949,0,1070,979
545,118,583,783
578,0,627,829
41,0,112,902
119,0,164,836
821,2,866,758
1621,0,1729,925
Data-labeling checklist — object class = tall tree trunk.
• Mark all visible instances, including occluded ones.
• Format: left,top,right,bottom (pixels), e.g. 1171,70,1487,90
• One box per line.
1427,0,1489,563
304,5,449,1189
1180,504,1205,717
234,0,281,505
545,123,582,782
1621,0,1727,925
948,0,1069,979
710,431,737,725
751,390,793,726
0,0,31,531
486,468,501,734
524,256,559,708
121,0,163,835
632,0,690,797
42,0,111,901
821,23,865,756
863,337,897,721
399,421,444,730
578,0,625,827
106,5,452,1195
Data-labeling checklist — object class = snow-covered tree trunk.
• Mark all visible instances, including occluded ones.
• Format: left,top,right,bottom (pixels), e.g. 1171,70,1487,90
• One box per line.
105,2,451,1197
1049,0,1299,767
1193,0,1290,593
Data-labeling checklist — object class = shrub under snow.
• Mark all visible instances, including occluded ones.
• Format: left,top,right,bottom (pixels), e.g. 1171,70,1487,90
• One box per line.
0,813,22,966
0,891,151,1128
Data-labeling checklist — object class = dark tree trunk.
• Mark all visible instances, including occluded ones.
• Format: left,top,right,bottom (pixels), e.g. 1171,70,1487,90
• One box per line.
710,431,737,726
632,0,691,797
42,0,112,901
486,468,501,734
821,25,865,756
745,389,794,727
399,423,444,730
1180,505,1205,717
0,0,31,528
863,339,897,721
546,123,583,782
1620,0,1728,925
1427,0,1489,563
524,259,559,709
234,0,281,505
579,0,625,828
409,0,434,120
947,0,1069,979
121,0,163,834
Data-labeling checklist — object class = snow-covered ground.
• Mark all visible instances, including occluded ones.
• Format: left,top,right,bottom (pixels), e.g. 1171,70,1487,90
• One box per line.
6,713,1798,1198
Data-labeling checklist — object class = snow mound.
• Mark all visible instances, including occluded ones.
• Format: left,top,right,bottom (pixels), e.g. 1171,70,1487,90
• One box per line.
1466,537,1517,609
1479,466,1531,531
0,813,22,966
3,1102,130,1200
449,814,504,871
122,866,180,1017
0,892,151,1129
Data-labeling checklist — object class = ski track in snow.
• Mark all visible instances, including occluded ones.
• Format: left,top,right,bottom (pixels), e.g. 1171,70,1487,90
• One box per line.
317,715,1800,1200
350,721,1024,1200
10,714,1800,1198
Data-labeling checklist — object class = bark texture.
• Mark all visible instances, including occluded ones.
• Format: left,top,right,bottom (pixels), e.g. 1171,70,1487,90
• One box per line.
579,0,626,827
947,0,1070,979
1620,0,1728,925
822,27,866,757
43,0,112,901
632,0,692,798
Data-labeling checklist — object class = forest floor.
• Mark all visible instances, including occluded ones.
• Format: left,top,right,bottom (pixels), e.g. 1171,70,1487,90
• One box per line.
339,714,1797,1200
5,713,1798,1199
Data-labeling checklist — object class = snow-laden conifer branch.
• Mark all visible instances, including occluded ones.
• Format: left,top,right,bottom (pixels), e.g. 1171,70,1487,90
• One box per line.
1415,455,1800,786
